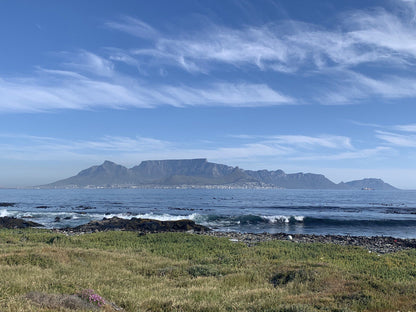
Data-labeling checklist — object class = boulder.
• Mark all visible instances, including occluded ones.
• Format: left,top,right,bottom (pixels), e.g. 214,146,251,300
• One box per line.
0,217,44,229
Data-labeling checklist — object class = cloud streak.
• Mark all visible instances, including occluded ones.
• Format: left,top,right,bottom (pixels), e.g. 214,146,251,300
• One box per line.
3,2,416,112
0,58,292,112
376,130,416,147
103,2,416,105
0,132,385,164
108,2,416,74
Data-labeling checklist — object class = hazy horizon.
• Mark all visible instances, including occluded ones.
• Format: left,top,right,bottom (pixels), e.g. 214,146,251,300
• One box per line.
1,1,416,189
1,158,410,190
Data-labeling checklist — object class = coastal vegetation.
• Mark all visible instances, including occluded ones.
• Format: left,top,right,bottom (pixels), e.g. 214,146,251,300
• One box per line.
1,229,415,311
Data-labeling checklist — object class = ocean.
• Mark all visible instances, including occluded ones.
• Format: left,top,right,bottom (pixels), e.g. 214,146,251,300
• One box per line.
1,188,416,238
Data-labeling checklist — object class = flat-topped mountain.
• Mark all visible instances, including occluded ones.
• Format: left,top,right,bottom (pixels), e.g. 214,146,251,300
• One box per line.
42,158,398,190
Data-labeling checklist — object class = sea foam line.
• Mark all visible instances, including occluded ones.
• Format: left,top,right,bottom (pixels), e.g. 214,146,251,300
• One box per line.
90,212,199,222
0,209,11,217
262,215,305,223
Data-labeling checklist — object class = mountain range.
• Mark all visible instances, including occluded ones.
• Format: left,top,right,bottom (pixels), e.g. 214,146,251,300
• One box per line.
41,158,398,190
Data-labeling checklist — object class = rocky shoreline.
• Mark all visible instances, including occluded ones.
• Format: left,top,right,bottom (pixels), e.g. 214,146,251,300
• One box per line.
54,217,416,254
1,216,415,254
202,231,416,254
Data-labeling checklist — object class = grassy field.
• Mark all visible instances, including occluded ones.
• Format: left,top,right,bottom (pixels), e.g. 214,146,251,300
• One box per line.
0,229,415,311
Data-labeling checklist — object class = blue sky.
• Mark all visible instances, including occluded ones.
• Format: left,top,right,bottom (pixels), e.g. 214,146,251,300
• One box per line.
1,0,416,189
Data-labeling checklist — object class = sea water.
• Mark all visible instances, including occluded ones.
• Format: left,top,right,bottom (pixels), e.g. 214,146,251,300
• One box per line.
1,188,416,238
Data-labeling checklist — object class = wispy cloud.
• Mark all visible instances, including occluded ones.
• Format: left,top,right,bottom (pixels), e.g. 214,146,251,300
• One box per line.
393,124,416,132
105,16,159,39
291,146,392,161
266,135,353,149
376,130,416,147
62,51,115,77
0,134,172,161
316,70,416,104
351,121,416,133
0,132,385,165
103,2,416,105
3,1,416,113
347,5,416,60
0,54,292,112
107,2,416,74
231,134,353,150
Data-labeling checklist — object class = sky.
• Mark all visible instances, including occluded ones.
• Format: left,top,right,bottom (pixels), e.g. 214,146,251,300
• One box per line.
1,0,416,189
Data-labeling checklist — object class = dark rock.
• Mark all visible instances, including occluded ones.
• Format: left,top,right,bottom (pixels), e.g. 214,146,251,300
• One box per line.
0,217,44,229
76,205,95,210
201,231,416,254
67,217,210,233
54,217,61,222
36,205,49,209
0,202,16,207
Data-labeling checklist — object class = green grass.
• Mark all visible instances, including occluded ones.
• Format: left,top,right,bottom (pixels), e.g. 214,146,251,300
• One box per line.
1,229,416,311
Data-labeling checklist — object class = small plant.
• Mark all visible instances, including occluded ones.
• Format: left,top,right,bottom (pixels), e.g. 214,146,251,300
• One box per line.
80,288,106,307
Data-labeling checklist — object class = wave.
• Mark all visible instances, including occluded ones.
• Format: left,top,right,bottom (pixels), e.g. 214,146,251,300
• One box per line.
3,208,416,230
90,212,200,222
0,209,12,217
204,214,304,225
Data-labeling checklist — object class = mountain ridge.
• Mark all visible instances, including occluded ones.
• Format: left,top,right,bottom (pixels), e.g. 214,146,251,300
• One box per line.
41,158,398,190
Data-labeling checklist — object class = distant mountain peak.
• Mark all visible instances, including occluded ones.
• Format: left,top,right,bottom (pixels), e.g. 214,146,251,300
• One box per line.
102,160,117,165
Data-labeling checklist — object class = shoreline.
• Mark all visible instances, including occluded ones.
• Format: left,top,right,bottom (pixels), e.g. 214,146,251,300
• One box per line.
54,228,416,254
54,226,416,254
2,215,416,254
200,231,416,254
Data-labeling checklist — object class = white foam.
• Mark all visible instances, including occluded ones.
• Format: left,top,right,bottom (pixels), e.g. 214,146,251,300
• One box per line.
0,209,11,217
91,212,199,222
262,215,304,223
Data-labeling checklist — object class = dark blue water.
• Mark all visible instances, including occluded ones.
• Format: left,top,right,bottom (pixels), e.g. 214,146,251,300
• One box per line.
1,189,416,238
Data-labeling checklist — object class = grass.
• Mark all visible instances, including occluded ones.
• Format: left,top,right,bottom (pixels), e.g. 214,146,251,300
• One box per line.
0,229,416,311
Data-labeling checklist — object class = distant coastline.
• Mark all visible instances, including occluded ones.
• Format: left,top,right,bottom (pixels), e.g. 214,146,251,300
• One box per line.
40,158,398,190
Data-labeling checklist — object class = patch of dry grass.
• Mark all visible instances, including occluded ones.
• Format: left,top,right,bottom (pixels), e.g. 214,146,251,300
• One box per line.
0,229,416,311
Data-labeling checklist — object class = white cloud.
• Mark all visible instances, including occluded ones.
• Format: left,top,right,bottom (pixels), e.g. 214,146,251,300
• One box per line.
0,134,172,162
317,70,416,104
0,132,379,164
347,7,416,59
160,83,293,107
376,130,416,147
105,16,158,39
4,2,416,113
0,65,292,112
266,135,353,149
291,146,392,161
107,3,416,74
63,51,115,77
393,124,416,132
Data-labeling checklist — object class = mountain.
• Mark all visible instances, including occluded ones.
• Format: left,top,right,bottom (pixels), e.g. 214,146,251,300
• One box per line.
42,158,398,190
245,170,340,189
342,178,397,190
48,161,132,187
128,159,254,185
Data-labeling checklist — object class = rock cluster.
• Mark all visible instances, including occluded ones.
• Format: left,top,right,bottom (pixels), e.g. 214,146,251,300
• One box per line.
63,216,209,233
203,231,416,254
0,217,44,229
